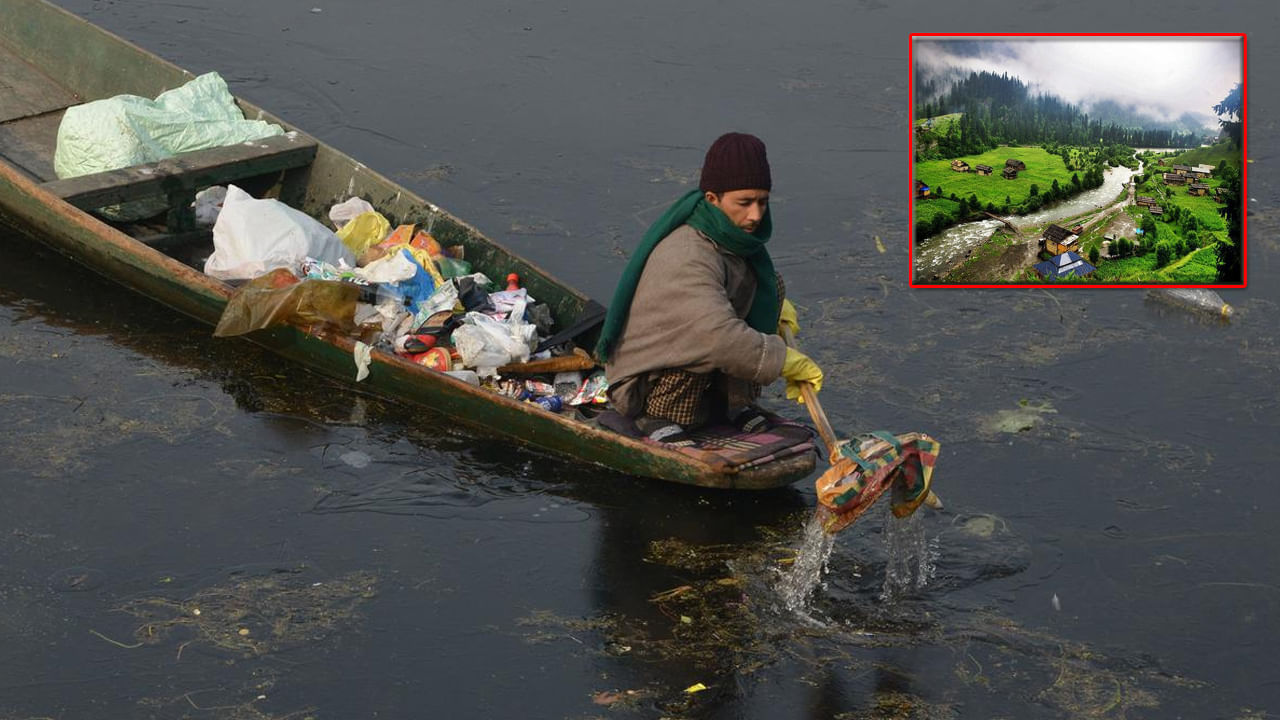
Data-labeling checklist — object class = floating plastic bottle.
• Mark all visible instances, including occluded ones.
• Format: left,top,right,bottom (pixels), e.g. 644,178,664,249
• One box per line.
1146,288,1233,321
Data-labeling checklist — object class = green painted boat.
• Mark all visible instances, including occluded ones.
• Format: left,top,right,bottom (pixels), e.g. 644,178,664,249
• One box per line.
0,0,816,489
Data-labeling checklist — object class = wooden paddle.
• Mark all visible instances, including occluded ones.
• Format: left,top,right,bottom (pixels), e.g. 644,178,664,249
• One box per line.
781,327,941,529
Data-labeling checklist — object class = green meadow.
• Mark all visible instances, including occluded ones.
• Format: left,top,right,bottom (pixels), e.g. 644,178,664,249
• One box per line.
916,146,1074,210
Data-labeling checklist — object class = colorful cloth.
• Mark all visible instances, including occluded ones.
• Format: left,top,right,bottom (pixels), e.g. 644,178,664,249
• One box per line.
656,417,816,472
816,431,940,533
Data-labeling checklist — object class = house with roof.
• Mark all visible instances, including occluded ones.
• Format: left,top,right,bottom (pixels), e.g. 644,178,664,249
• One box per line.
1005,158,1027,171
1002,166,1018,179
1188,182,1210,196
915,179,931,199
1192,164,1214,179
1172,164,1194,175
1150,205,1164,217
951,159,970,172
1136,196,1158,207
1163,172,1186,185
1042,223,1080,256
1034,251,1096,280
975,164,993,176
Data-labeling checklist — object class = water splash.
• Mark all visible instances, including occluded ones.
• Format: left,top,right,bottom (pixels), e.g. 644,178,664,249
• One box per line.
776,504,939,614
880,504,938,601
776,511,836,613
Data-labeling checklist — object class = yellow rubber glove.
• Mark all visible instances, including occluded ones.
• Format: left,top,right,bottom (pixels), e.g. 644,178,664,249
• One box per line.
778,299,800,338
782,347,824,404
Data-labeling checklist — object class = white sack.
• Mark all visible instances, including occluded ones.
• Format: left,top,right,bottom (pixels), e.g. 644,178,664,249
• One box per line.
204,185,355,281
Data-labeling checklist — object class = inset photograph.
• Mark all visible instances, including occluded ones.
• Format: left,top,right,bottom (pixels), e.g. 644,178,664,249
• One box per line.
910,35,1245,286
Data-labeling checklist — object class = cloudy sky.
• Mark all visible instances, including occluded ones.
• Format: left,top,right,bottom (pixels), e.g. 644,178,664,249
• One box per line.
913,37,1243,130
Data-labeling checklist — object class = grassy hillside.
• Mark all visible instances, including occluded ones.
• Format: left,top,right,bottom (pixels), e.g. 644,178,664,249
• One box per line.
915,146,1073,210
1165,140,1242,170
916,113,963,135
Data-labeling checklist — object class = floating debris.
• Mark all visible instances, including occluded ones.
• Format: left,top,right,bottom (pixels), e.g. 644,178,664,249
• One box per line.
117,569,376,656
1146,288,1233,321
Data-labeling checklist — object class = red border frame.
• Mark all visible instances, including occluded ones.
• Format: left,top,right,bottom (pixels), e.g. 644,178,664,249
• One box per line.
908,33,1247,288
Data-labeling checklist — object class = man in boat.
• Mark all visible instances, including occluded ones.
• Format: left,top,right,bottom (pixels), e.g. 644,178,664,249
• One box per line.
595,132,824,441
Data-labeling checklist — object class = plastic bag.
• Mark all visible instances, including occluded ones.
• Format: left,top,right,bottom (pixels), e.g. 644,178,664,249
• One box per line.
204,185,355,281
213,268,361,337
452,310,537,377
410,280,460,328
355,250,419,284
335,210,392,256
194,186,227,226
54,72,283,220
328,197,375,229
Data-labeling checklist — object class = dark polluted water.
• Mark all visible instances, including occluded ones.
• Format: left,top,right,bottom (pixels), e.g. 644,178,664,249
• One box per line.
4,0,1280,717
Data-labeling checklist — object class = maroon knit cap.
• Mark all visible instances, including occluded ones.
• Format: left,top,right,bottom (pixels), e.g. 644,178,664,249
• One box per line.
699,132,772,193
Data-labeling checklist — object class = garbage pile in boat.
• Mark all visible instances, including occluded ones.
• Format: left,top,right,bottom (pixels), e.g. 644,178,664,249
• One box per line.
200,184,605,415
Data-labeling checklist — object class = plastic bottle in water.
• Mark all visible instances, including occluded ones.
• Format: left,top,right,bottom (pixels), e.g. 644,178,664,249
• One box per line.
1146,288,1233,320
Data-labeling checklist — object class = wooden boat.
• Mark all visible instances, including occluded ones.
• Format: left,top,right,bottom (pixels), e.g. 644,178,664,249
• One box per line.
0,0,816,489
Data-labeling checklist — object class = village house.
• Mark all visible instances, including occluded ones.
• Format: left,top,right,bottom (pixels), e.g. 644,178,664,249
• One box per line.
1033,251,1096,280
1193,163,1215,177
1188,182,1210,196
915,179,931,198
1005,158,1027,171
1136,196,1157,207
975,164,993,176
1172,164,1193,176
1042,223,1080,256
1002,166,1018,179
1163,172,1186,185
951,159,970,172
1150,205,1164,217
1214,187,1229,203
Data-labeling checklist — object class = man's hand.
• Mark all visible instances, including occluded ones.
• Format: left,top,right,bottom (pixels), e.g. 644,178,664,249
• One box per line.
777,299,800,337
782,347,824,404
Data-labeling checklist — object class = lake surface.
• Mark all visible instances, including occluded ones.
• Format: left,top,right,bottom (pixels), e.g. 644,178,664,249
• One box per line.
3,3,1276,718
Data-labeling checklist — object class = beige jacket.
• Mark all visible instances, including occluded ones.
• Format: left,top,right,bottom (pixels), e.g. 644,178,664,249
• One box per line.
605,224,787,417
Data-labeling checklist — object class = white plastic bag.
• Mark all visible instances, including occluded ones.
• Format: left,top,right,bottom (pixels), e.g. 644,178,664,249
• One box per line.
204,185,355,281
355,251,418,284
452,309,537,377
328,197,376,229
193,186,227,226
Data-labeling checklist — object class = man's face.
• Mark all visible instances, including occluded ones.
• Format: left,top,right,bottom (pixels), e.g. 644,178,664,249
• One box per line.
706,189,769,233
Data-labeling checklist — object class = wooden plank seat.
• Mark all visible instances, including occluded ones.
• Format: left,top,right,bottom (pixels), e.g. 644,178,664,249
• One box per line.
40,132,317,225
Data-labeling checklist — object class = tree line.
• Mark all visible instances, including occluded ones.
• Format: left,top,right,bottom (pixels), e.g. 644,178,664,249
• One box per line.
915,70,1202,159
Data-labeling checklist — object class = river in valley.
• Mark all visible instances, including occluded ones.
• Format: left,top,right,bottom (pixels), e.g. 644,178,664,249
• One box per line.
913,149,1189,280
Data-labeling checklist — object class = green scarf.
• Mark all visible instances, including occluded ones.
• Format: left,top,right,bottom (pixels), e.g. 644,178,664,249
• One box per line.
595,189,778,362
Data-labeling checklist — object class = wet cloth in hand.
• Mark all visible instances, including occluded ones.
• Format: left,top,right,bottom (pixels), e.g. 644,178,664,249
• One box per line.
817,431,940,533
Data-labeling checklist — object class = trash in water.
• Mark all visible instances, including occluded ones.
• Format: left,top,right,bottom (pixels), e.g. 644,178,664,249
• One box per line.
983,400,1056,435
340,450,371,468
116,569,376,657
1146,288,1233,321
